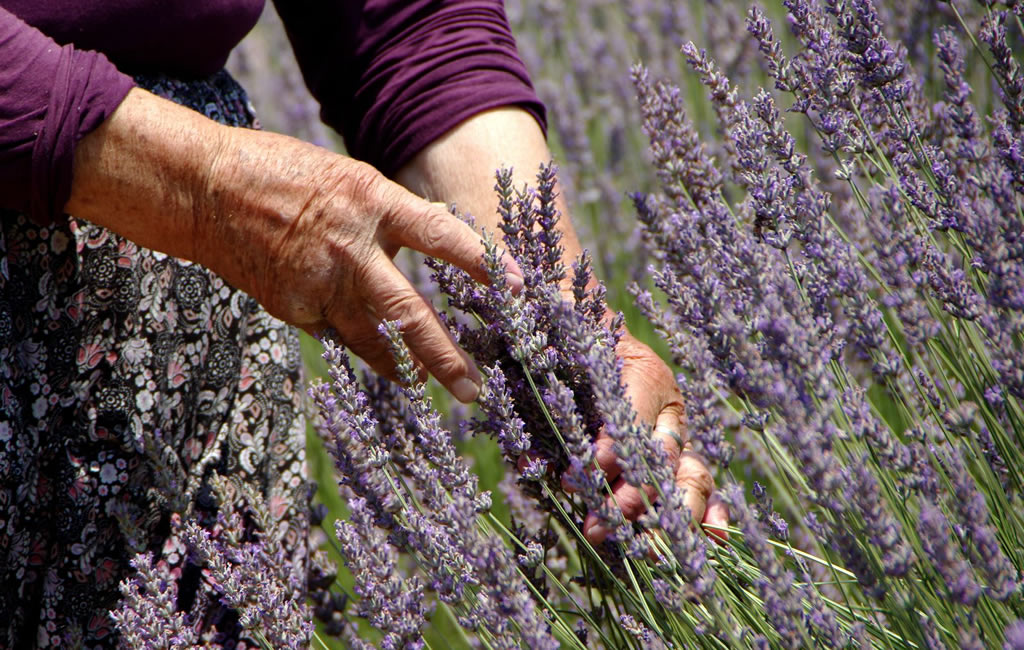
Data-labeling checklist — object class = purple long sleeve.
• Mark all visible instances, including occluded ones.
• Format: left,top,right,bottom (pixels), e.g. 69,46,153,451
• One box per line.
273,0,547,177
0,6,134,225
0,0,545,225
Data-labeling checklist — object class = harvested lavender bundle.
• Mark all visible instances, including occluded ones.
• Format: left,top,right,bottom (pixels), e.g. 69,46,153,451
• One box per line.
430,165,719,561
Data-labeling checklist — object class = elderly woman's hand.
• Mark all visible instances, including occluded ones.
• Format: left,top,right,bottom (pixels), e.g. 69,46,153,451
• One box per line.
193,126,520,402
582,331,729,544
68,88,518,403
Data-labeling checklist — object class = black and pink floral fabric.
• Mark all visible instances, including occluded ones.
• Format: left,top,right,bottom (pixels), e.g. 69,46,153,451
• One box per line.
0,72,309,649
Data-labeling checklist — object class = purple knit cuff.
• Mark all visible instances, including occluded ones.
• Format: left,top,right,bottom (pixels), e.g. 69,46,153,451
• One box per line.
346,3,547,176
0,7,134,225
350,3,548,175
282,0,547,177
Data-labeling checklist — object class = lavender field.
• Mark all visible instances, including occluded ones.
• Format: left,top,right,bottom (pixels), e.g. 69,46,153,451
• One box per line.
117,0,1024,647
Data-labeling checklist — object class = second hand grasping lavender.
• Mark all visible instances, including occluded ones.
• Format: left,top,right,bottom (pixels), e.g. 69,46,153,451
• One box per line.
396,107,727,542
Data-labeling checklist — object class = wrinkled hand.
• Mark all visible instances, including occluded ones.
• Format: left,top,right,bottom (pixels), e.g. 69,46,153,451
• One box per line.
194,128,522,403
68,89,520,404
582,332,728,544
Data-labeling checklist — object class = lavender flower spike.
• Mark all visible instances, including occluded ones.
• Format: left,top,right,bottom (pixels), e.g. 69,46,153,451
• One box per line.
336,497,429,649
944,446,1019,601
725,485,808,649
111,553,200,650
1005,620,1024,650
918,502,983,606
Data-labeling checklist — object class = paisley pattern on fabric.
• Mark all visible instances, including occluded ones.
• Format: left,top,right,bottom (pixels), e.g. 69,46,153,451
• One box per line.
0,72,308,649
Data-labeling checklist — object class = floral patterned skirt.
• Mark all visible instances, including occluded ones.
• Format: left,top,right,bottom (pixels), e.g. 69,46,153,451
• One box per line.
0,72,308,648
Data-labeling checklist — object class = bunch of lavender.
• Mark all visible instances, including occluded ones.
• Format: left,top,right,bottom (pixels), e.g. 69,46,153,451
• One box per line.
309,319,562,648
298,164,736,648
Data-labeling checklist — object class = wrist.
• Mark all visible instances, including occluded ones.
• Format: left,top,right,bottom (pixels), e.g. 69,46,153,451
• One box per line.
66,87,231,262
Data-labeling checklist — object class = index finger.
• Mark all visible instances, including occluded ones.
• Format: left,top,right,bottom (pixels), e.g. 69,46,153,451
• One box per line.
379,192,523,291
352,254,482,403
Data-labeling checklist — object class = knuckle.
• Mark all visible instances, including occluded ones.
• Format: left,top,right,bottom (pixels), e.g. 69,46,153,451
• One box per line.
340,324,386,357
374,296,465,379
346,337,395,377
656,435,681,464
428,350,466,381
677,462,714,500
616,489,649,520
335,161,385,214
417,209,450,252
377,287,422,321
337,161,397,229
342,160,386,200
660,400,685,421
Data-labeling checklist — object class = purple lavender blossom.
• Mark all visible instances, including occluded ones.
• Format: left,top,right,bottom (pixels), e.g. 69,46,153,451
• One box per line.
335,498,428,649
631,64,723,211
747,6,798,93
619,614,668,649
476,365,532,458
846,458,913,577
780,0,862,151
826,0,907,90
111,553,200,650
559,300,672,490
751,481,789,541
724,485,808,649
943,446,1019,600
979,11,1024,131
918,502,983,606
657,479,716,600
934,28,983,160
1005,620,1024,650
380,320,559,649
183,516,312,648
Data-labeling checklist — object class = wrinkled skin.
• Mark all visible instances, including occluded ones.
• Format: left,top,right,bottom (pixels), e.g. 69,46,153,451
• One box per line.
69,88,519,403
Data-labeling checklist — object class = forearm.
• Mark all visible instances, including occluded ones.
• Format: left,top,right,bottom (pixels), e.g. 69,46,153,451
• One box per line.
65,86,344,312
64,87,224,260
394,106,592,295
63,85,497,399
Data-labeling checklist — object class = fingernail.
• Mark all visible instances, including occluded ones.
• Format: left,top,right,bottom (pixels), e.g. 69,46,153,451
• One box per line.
585,521,608,544
506,271,525,295
452,377,481,404
502,253,525,295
